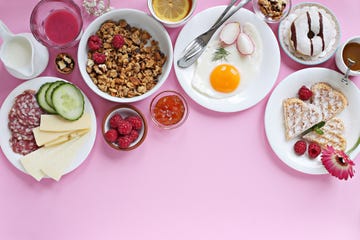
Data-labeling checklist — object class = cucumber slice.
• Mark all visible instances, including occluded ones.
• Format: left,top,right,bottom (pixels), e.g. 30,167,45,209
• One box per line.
51,83,85,121
36,82,57,114
45,81,65,108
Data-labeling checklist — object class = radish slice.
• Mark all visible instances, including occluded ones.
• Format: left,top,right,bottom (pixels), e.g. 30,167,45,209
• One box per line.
219,22,240,45
236,31,255,55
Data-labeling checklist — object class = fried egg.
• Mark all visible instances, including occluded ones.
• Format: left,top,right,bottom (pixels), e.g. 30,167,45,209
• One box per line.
191,22,262,99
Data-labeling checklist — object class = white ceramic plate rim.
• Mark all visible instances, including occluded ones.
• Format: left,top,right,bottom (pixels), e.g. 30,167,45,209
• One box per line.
278,2,341,66
265,67,360,175
78,8,173,103
0,77,97,178
173,6,280,113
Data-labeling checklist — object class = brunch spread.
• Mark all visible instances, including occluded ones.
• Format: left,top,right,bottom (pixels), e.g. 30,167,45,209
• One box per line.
0,0,359,182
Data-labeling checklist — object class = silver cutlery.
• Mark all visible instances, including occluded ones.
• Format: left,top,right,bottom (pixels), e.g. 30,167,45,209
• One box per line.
177,0,251,68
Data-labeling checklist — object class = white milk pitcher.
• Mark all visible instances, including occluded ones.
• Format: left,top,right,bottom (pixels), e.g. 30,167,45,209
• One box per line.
0,20,49,80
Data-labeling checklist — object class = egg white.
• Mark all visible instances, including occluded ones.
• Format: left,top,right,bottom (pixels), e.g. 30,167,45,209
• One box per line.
191,22,262,99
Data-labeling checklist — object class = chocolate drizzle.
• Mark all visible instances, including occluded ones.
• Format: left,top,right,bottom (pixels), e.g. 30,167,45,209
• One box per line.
318,12,325,51
290,21,297,50
306,12,314,56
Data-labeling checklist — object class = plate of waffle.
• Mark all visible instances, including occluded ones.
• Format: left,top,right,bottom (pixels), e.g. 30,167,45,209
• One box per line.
265,67,360,174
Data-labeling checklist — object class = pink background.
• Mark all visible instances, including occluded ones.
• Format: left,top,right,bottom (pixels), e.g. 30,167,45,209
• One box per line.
1,0,360,239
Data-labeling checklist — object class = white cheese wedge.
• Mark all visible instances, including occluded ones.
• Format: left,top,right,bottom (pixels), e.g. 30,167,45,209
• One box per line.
43,129,89,147
40,113,91,132
20,149,47,181
20,134,87,181
40,135,87,181
32,127,72,146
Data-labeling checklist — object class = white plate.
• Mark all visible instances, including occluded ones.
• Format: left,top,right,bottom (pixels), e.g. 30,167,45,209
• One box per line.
174,6,280,112
0,77,97,178
278,2,341,65
265,68,360,175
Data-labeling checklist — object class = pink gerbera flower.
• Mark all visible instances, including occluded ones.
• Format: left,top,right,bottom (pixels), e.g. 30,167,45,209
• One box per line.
321,146,355,180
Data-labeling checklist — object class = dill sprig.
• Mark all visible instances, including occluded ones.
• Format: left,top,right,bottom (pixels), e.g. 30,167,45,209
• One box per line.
212,47,230,61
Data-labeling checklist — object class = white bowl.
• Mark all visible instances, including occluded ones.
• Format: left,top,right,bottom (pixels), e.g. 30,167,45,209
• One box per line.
278,2,341,65
335,36,360,77
147,0,197,28
78,8,173,103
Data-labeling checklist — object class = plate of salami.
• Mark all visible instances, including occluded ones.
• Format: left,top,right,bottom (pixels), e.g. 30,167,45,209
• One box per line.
0,77,97,180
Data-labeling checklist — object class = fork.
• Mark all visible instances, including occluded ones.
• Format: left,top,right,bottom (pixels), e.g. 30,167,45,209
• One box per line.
177,0,251,68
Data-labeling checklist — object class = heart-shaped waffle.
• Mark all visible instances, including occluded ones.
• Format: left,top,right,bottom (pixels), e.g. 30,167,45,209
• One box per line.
311,82,348,121
303,118,346,151
283,98,322,140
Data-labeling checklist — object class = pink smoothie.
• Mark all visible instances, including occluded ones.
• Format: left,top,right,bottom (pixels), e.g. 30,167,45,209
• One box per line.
44,9,80,44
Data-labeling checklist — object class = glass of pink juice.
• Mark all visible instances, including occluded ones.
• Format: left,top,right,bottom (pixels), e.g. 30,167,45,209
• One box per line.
30,0,83,49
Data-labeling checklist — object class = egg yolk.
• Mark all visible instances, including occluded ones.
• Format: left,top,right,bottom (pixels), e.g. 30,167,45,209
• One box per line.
210,64,240,93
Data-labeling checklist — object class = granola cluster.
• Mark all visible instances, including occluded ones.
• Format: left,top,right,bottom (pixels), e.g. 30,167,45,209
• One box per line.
86,20,167,98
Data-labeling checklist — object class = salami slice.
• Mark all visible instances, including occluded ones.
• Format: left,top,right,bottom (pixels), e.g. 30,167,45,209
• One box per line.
8,90,43,155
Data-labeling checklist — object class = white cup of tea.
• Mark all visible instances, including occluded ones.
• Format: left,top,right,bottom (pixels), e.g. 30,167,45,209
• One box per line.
147,0,197,28
335,36,360,77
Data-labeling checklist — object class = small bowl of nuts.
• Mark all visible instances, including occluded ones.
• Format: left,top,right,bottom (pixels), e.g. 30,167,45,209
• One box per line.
78,9,173,103
55,53,75,74
102,104,147,151
252,0,292,23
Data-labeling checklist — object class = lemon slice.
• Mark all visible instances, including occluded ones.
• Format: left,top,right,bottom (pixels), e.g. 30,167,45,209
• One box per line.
152,0,191,22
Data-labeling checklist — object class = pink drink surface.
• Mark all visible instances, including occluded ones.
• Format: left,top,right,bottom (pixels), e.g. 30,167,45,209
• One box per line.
44,9,80,44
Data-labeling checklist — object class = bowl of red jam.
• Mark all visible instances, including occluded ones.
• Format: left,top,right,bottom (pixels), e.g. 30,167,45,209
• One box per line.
102,104,148,151
149,90,189,129
30,0,83,49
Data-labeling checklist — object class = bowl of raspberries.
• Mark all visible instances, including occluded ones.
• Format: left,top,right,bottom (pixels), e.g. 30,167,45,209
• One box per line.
102,104,147,150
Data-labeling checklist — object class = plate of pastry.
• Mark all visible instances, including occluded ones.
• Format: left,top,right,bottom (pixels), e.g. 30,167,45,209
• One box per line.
174,6,280,112
278,2,341,65
265,68,360,175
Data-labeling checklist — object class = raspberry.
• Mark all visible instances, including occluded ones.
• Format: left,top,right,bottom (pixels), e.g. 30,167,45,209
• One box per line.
104,129,118,142
92,52,106,64
117,120,133,135
294,140,307,155
308,142,321,159
117,136,132,149
125,115,142,130
87,35,102,51
112,34,125,49
298,85,313,101
129,129,139,142
109,114,122,128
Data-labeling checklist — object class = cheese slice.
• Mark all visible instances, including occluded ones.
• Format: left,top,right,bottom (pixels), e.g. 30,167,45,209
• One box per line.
32,127,72,146
20,149,47,181
20,134,88,181
44,135,70,147
37,128,90,147
41,135,87,181
40,113,91,132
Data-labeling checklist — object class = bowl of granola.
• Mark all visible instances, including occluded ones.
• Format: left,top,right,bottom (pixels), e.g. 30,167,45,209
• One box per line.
78,9,173,103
